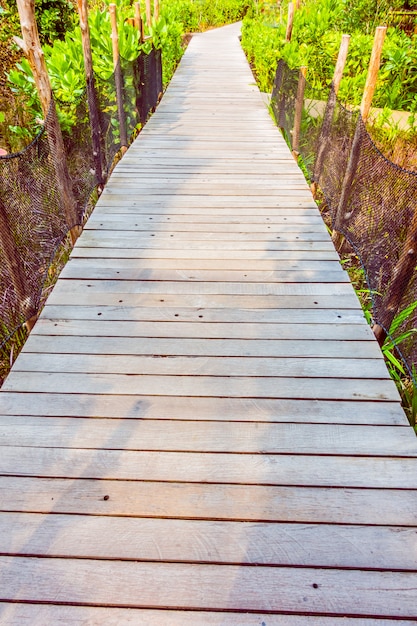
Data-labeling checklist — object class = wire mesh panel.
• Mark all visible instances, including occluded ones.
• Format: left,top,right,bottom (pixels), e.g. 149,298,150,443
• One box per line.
0,122,67,341
0,48,163,348
271,58,417,378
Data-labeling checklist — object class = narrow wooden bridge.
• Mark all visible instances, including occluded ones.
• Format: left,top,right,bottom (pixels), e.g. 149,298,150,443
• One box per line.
0,22,417,624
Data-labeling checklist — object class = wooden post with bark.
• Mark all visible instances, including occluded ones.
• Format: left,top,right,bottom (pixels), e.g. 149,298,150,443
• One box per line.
145,0,152,27
109,3,128,153
77,0,105,187
331,26,387,249
360,26,387,123
134,1,144,43
285,2,294,42
0,199,37,330
312,34,350,195
153,0,160,22
15,0,80,246
291,66,307,159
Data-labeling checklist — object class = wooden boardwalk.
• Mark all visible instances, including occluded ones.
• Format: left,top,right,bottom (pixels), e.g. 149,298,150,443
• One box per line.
1,22,417,624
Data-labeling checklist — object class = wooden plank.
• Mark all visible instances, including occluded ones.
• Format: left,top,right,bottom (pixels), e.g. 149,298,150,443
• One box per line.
45,281,358,297
95,207,321,215
0,477,416,525
0,418,413,455
0,557,417,617
89,213,324,224
2,447,417,486
75,230,332,241
1,513,417,570
13,354,390,379
0,393,408,424
44,292,362,310
58,267,349,284
30,319,375,341
70,248,340,260
41,305,366,324
20,335,385,359
75,236,337,250
0,605,413,626
1,371,400,401
83,221,327,234
64,258,341,272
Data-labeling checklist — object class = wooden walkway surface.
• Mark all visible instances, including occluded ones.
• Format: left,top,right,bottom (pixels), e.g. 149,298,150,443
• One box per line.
1,22,417,624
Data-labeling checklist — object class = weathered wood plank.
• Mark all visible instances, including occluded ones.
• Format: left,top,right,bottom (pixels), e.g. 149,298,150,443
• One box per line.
59,267,349,284
44,292,362,309
0,393,407,424
97,193,315,207
0,557,417,617
30,319,376,341
83,221,327,233
65,257,342,272
41,305,366,324
75,234,335,249
70,248,340,260
88,213,325,225
1,447,417,486
3,371,399,400
1,513,417,570
19,335,386,359
0,477,416,525
0,418,413,455
0,605,413,626
13,353,389,379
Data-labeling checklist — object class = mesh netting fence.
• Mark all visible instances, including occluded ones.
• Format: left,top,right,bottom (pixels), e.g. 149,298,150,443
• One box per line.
272,59,417,380
0,48,162,347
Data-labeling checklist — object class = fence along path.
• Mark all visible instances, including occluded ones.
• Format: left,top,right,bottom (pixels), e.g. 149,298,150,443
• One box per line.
0,21,417,624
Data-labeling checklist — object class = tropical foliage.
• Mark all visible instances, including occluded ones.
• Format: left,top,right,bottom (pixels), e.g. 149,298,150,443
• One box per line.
241,0,417,112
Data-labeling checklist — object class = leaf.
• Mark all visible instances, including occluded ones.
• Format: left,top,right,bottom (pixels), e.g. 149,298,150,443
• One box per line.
389,300,417,335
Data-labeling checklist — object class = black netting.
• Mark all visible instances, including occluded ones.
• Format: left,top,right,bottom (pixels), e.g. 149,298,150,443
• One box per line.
0,48,163,348
271,59,417,380
271,60,327,181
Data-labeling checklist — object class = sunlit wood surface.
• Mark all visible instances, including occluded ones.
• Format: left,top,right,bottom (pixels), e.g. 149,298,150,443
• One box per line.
1,22,417,624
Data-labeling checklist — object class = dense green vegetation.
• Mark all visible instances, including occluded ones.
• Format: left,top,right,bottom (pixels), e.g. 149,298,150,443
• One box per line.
241,0,417,112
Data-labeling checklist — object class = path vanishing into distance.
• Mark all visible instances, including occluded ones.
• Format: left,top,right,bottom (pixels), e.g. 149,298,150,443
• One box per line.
0,22,417,624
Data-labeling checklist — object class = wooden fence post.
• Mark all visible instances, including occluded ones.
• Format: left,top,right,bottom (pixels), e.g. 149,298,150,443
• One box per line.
331,26,387,249
0,199,36,329
285,2,294,42
360,26,387,122
312,34,350,193
77,0,105,187
291,66,307,159
153,0,160,22
134,1,144,43
109,3,128,153
145,0,152,27
15,0,80,245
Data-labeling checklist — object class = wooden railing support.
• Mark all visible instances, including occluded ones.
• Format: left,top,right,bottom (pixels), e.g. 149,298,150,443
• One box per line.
77,0,105,187
291,66,307,159
109,3,128,153
332,26,387,250
145,0,152,27
285,2,294,42
134,1,144,43
153,0,160,22
15,0,80,245
312,34,350,195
